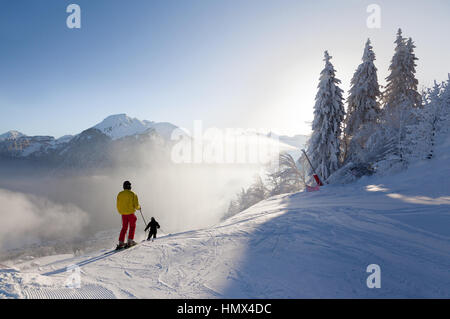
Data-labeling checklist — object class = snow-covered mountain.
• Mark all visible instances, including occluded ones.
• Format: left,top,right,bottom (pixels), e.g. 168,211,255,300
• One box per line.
0,114,180,164
0,130,25,141
0,134,60,158
93,114,178,141
0,115,308,166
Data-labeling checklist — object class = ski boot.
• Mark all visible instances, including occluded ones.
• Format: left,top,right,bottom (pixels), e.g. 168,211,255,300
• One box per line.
116,242,126,250
125,239,137,248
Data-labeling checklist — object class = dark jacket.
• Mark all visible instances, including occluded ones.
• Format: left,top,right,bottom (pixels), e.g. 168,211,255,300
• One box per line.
145,218,160,233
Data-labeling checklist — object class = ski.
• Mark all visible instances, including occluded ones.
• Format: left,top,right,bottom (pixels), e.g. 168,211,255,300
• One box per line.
102,240,145,255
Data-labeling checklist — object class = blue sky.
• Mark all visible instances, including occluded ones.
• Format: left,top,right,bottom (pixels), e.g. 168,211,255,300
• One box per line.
0,0,449,137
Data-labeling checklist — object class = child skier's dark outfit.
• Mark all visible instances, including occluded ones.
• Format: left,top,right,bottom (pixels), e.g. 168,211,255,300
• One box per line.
145,217,160,240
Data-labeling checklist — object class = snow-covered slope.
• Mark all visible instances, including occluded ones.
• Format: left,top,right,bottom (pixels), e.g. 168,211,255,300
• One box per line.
1,137,449,298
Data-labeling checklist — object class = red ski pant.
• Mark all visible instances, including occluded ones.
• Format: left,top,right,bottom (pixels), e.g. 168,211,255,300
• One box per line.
119,214,137,242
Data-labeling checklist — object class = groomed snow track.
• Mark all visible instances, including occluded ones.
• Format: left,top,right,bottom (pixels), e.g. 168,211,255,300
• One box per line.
23,284,116,299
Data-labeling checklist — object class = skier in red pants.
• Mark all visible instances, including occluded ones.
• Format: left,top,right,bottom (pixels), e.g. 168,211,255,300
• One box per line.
116,181,141,249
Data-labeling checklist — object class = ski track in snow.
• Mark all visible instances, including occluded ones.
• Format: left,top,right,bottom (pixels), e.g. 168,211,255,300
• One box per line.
23,284,116,299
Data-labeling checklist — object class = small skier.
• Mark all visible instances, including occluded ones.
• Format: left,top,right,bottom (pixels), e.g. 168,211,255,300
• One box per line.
116,180,141,249
145,217,160,241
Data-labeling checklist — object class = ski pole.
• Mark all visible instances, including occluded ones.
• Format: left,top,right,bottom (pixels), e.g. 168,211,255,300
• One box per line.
139,208,148,229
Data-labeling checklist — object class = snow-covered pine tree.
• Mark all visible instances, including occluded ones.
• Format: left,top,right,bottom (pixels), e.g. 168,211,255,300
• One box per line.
404,38,422,108
225,199,241,219
441,75,450,130
246,175,268,203
372,29,422,167
404,81,443,161
307,51,345,181
343,39,381,161
422,82,443,159
383,30,421,112
224,175,269,219
384,29,407,111
444,74,450,106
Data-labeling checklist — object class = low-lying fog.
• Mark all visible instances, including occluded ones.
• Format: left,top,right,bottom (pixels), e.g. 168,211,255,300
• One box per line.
0,162,264,260
0,130,288,260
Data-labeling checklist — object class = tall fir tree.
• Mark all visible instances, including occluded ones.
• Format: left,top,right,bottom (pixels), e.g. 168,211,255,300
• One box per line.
307,51,345,181
344,39,381,161
384,29,406,111
383,29,421,111
377,29,422,164
404,38,422,108
384,29,421,111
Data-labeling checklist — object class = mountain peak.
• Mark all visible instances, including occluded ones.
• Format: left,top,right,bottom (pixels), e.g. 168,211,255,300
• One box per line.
0,130,26,141
103,113,131,121
92,114,178,140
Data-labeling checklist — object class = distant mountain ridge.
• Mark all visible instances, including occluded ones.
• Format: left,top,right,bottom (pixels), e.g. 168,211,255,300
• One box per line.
0,114,179,160
0,114,309,172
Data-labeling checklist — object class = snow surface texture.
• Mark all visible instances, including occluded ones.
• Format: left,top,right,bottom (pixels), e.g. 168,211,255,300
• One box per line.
2,137,450,298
